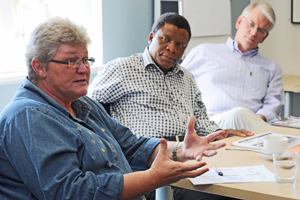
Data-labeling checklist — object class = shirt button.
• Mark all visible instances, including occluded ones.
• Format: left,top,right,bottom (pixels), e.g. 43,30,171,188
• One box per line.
91,119,95,123
77,127,82,131
99,139,103,143
101,148,105,152
101,128,105,132
88,131,93,135
91,139,96,144
110,145,114,149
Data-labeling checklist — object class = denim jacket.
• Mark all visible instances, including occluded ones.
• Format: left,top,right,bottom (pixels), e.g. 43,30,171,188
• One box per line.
0,78,160,200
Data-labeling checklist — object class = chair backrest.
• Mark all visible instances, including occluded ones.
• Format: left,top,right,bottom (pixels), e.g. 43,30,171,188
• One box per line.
100,102,111,116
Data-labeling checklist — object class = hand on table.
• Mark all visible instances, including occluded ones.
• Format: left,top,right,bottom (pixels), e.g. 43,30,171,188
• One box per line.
216,129,254,140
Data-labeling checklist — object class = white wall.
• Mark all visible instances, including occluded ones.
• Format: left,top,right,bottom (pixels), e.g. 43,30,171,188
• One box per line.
253,0,300,76
184,0,249,58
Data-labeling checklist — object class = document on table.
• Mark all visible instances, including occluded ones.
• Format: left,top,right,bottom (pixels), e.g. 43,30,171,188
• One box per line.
189,165,275,185
232,131,300,149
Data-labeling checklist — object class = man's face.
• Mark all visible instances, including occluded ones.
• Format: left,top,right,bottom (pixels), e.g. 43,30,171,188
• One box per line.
234,6,271,53
148,23,189,74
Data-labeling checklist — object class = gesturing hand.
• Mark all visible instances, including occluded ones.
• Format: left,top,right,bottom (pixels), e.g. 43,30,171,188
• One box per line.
181,116,226,162
148,138,209,187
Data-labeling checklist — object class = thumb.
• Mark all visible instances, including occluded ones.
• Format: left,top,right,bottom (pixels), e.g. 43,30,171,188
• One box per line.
186,116,195,136
158,138,168,157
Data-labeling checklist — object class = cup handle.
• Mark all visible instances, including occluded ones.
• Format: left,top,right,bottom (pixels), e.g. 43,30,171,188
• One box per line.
257,139,263,150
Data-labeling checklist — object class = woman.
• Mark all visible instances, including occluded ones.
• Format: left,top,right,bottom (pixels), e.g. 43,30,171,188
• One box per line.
0,17,225,200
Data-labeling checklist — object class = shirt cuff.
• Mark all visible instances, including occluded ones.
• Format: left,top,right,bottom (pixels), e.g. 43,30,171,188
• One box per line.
256,110,278,123
129,138,160,170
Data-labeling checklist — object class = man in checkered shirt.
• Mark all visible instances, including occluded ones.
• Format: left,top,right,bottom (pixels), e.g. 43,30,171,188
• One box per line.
88,13,253,142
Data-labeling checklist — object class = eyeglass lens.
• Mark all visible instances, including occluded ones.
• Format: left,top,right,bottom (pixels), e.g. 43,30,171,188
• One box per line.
69,59,93,68
244,18,267,36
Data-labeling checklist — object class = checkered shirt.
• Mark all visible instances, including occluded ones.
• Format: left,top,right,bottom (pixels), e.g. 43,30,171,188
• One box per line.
88,48,219,138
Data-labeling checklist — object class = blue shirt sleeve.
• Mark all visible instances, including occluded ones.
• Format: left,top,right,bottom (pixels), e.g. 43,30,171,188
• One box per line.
0,102,158,200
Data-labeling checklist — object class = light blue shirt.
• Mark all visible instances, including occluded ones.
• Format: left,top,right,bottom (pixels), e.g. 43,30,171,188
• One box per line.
0,78,160,200
182,37,284,123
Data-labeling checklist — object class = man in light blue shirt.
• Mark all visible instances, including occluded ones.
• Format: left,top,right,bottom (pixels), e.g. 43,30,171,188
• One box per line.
182,2,284,131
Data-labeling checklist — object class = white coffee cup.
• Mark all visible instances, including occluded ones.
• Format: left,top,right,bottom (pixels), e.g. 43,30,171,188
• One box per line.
257,135,288,155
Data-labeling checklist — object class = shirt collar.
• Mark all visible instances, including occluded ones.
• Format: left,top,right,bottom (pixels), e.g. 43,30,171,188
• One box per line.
226,37,259,58
142,47,184,76
23,77,91,121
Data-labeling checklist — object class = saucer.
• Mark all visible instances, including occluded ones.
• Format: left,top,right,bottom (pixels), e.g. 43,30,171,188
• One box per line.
256,150,293,161
256,150,273,160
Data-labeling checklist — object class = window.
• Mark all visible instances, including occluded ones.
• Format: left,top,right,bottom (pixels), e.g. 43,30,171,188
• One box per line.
0,0,102,81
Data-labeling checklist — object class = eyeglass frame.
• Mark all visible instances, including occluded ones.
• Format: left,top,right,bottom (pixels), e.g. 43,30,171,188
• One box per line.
243,17,268,36
50,57,95,69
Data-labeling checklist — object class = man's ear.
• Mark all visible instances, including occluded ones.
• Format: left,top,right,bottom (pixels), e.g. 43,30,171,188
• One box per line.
148,32,154,45
31,58,46,78
235,15,244,30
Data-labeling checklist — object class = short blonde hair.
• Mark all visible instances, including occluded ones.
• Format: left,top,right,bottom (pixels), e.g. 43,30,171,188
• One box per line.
25,17,91,83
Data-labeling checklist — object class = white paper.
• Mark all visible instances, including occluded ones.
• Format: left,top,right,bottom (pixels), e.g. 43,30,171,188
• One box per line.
232,131,300,150
189,165,275,185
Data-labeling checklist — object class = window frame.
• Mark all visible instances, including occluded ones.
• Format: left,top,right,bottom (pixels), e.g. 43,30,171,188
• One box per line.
0,0,102,85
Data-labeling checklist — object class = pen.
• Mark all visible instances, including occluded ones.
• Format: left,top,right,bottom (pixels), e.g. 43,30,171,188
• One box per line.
225,148,255,152
225,148,270,156
211,165,223,176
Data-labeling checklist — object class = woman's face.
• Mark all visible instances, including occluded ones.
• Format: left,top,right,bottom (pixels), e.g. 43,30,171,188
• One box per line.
39,43,90,105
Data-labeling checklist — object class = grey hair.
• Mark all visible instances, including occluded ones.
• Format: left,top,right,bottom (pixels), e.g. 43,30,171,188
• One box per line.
242,2,276,31
25,17,91,83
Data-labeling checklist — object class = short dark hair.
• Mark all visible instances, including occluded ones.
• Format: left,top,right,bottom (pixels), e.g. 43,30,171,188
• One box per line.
151,12,191,41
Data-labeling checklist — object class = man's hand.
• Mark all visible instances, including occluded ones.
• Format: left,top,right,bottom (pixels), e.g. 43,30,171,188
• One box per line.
180,116,226,162
217,129,254,140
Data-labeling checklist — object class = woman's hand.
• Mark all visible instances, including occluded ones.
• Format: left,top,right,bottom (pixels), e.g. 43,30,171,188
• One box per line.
147,138,209,188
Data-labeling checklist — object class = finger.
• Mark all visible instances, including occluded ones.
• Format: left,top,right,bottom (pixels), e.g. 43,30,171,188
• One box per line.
216,135,226,140
158,138,168,157
206,142,226,150
242,129,252,133
244,131,254,136
206,130,225,142
240,129,253,135
236,133,247,137
180,167,210,179
203,150,217,157
235,131,253,137
194,142,225,161
177,161,207,174
186,116,195,134
179,161,207,171
196,154,203,162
